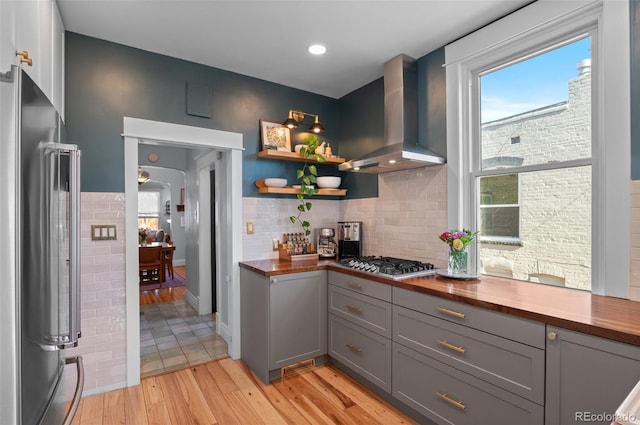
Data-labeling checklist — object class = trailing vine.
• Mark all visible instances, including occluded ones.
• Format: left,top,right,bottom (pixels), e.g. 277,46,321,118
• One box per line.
290,135,326,236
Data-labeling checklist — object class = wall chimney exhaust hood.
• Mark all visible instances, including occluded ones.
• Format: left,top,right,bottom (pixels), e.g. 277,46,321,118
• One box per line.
340,54,445,173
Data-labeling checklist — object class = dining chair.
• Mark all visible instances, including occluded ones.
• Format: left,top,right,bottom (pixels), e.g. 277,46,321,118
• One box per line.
163,245,175,280
139,246,163,285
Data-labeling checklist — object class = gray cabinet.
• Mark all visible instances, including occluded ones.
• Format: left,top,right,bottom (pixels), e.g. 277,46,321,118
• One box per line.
392,286,545,425
545,326,640,425
394,343,544,425
240,268,327,383
393,304,545,403
327,271,393,393
328,314,392,392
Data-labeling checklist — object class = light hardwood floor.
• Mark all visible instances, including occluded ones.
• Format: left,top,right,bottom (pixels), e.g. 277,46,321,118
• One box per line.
70,358,418,425
139,266,187,305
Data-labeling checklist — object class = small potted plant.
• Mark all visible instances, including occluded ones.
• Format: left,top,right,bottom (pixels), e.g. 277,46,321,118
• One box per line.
290,135,326,237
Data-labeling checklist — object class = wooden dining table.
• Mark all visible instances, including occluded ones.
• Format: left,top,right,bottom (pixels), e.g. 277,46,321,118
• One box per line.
139,242,175,283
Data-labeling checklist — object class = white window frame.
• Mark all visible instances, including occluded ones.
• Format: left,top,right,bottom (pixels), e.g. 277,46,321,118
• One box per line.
445,0,630,297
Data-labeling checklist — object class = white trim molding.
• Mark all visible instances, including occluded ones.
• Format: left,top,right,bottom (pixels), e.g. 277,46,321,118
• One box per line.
124,117,243,387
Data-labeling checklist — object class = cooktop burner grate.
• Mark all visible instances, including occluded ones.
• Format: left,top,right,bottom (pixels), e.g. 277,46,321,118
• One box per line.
337,256,436,280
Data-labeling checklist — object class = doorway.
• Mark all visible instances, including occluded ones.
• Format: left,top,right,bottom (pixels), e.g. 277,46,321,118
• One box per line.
123,117,243,387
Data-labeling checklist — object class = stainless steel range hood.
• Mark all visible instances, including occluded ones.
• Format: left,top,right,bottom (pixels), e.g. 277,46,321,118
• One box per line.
340,54,446,173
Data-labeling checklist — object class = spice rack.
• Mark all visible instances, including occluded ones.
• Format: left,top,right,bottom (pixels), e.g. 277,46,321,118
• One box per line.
278,233,319,262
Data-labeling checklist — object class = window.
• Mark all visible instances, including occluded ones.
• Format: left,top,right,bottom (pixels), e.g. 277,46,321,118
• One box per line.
477,38,592,289
138,191,161,230
479,174,520,241
445,0,630,296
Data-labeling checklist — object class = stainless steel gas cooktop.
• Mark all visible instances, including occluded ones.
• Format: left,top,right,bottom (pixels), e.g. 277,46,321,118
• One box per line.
335,256,436,280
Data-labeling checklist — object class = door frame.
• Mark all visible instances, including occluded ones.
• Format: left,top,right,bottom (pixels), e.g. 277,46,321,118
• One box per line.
123,117,243,387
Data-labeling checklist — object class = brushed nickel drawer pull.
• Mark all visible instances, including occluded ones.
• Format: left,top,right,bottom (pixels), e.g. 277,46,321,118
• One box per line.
436,339,466,354
346,281,363,289
346,304,363,314
346,343,362,353
436,306,466,319
436,392,466,410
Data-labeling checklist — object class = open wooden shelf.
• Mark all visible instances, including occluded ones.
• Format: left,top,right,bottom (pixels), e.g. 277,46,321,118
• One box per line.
257,149,345,164
257,186,347,196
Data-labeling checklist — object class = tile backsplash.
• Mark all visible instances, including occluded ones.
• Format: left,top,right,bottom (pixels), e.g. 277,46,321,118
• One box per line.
341,165,448,266
243,165,449,267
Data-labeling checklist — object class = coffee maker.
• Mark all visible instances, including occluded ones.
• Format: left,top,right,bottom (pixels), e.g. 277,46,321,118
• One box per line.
317,228,337,258
338,221,362,258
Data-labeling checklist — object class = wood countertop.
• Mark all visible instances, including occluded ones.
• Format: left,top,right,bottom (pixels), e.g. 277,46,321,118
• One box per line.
239,259,640,346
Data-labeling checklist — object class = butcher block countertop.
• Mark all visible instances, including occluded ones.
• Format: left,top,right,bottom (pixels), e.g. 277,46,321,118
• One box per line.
239,259,640,347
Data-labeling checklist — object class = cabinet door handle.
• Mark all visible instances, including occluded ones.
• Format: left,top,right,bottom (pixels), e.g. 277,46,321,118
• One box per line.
547,331,557,341
436,306,466,319
436,339,466,354
436,392,466,410
346,343,362,353
346,304,363,314
346,281,363,289
16,50,33,66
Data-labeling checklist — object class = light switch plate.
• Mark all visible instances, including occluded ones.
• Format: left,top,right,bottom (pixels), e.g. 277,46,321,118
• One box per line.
246,221,254,234
91,224,117,241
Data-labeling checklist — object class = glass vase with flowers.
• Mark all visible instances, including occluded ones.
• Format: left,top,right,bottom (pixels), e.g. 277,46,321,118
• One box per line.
439,229,478,275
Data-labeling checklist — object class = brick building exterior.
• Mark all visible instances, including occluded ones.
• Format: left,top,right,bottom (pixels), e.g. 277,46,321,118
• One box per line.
479,60,591,290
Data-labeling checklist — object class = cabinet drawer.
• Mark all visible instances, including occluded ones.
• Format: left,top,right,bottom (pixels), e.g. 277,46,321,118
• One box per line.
393,286,545,349
328,284,392,338
328,271,391,302
328,314,392,393
393,344,544,425
393,305,544,404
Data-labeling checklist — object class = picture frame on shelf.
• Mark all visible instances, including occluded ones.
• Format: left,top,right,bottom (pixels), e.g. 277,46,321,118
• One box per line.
260,119,291,152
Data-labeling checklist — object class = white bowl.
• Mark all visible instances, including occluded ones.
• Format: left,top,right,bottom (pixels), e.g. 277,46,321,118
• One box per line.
264,178,287,188
316,176,341,189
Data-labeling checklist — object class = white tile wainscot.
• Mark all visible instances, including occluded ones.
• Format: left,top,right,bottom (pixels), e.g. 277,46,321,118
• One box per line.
65,192,127,398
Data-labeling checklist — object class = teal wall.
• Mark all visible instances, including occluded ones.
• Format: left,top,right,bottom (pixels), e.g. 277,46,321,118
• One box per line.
65,33,448,200
65,32,341,195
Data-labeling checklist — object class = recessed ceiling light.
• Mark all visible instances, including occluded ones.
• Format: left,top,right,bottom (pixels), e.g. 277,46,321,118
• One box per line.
308,44,327,55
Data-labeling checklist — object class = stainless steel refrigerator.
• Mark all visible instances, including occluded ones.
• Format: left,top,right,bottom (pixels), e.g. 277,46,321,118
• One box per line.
0,65,84,424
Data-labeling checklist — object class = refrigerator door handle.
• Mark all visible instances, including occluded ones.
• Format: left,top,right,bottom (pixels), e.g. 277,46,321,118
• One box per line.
44,143,81,350
68,146,82,342
62,356,84,425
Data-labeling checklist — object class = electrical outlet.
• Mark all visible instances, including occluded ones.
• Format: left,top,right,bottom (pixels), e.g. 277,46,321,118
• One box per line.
272,239,280,251
246,221,254,234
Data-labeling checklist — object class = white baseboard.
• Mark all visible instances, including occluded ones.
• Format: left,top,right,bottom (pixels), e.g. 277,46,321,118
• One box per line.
218,321,232,348
82,380,126,396
184,289,198,311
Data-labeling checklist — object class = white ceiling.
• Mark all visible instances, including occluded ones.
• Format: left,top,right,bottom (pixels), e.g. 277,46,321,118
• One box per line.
56,0,532,99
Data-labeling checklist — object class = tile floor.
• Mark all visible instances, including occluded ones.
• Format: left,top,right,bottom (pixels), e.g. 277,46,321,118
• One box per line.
140,299,229,378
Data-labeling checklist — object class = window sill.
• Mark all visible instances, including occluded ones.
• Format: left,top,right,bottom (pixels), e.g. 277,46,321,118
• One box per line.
480,239,523,247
